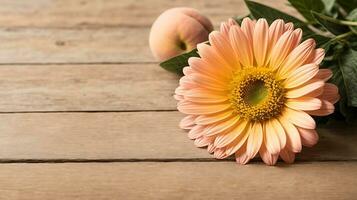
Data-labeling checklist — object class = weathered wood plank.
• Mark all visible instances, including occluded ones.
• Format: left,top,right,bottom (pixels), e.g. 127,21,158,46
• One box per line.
0,64,177,112
0,27,153,63
0,112,355,161
0,0,299,28
0,162,355,200
0,0,302,64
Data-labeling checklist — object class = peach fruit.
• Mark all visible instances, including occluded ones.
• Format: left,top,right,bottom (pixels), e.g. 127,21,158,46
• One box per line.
149,7,213,61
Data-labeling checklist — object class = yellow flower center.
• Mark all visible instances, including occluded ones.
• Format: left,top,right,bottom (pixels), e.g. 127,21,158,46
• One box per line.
229,67,285,121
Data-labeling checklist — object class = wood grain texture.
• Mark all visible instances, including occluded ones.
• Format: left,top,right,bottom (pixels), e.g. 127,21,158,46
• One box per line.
0,162,356,200
0,64,177,112
0,27,153,63
0,112,355,161
0,0,299,28
0,0,301,64
0,0,355,199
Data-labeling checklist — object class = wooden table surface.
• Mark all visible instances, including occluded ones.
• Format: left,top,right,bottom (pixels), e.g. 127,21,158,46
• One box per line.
0,0,356,199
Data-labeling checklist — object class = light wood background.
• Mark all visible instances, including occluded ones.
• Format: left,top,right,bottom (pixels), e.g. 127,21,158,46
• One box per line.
0,0,355,199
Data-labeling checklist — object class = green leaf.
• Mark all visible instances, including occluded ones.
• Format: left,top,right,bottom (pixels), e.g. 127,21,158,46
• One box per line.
337,0,357,13
244,1,332,47
303,32,331,47
320,38,338,53
244,0,308,29
159,48,199,75
288,0,324,22
233,14,252,24
346,8,357,21
338,49,357,107
327,60,357,123
321,0,336,12
346,8,357,33
350,36,357,50
244,0,331,46
311,11,350,35
233,15,249,24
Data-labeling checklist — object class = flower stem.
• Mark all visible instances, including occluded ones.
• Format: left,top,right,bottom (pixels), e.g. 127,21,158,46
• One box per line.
333,31,354,41
339,20,357,26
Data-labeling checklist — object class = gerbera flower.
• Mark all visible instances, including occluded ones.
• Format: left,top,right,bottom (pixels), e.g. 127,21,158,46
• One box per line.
174,18,340,165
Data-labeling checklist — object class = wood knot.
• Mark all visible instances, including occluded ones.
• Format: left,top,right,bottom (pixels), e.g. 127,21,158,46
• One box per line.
55,41,66,46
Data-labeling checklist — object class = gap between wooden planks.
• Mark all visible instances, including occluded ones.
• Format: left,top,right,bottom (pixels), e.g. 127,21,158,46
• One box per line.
0,111,355,161
0,162,355,200
0,0,299,28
